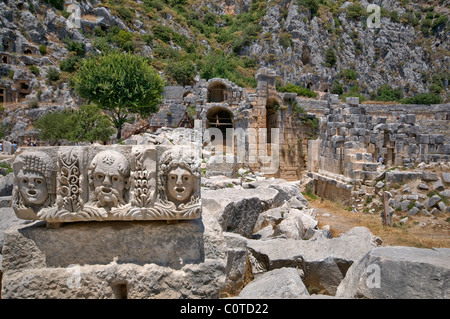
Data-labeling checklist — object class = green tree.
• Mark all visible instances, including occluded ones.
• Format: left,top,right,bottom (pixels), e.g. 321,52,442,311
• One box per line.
72,51,165,140
67,104,115,143
34,111,73,145
35,106,115,144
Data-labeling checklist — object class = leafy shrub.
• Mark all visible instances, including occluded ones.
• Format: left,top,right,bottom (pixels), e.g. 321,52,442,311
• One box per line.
330,80,343,95
340,69,357,81
28,65,40,76
60,55,82,73
279,32,292,49
401,93,443,104
116,6,134,23
198,52,256,88
340,85,367,102
298,0,320,17
346,4,366,21
46,67,60,84
400,12,420,27
278,83,317,98
152,25,173,43
203,12,217,27
39,44,47,55
64,39,85,56
165,60,196,86
324,47,337,67
114,30,135,52
373,84,403,102
390,11,399,23
432,15,448,30
43,0,64,10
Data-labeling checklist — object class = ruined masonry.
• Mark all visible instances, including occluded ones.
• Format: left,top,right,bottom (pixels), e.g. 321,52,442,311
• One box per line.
1,145,228,299
307,95,450,204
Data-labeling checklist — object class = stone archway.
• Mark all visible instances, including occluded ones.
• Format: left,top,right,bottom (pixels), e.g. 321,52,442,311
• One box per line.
206,106,234,152
207,82,227,103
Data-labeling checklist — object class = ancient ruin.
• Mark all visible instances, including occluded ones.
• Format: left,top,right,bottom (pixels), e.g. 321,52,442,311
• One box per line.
11,145,202,222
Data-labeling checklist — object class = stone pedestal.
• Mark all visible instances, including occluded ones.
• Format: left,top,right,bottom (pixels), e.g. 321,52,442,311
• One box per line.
1,215,227,298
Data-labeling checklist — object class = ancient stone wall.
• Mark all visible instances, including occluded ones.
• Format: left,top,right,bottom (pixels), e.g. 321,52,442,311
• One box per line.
308,95,450,202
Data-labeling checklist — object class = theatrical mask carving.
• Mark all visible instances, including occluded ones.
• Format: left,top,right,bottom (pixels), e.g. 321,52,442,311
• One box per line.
87,150,131,210
12,151,56,219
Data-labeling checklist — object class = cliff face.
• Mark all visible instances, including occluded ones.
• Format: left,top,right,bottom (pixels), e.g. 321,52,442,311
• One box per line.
245,0,449,96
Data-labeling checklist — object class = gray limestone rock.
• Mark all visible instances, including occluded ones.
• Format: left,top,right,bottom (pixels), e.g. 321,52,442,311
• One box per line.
202,187,279,237
336,247,450,299
424,195,441,209
247,227,380,295
238,267,309,299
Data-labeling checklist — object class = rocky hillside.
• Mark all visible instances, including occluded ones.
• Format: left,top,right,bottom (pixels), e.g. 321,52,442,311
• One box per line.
0,0,449,140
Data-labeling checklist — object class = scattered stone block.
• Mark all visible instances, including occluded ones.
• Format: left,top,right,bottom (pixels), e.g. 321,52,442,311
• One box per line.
433,179,445,191
421,209,431,216
424,195,441,209
237,268,309,299
437,201,447,212
442,173,450,185
222,232,249,297
418,183,429,191
422,172,438,182
247,227,380,295
408,207,420,216
336,247,450,299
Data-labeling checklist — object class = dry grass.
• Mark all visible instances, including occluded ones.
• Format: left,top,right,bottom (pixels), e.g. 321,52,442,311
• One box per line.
308,197,450,249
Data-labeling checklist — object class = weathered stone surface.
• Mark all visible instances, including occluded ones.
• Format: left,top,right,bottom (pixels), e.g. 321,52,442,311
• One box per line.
205,155,238,178
202,187,278,237
237,267,309,299
408,207,420,216
247,227,380,295
245,178,308,208
1,210,227,299
433,179,445,191
201,175,241,189
253,206,286,233
442,173,450,184
273,214,304,240
221,232,250,297
336,247,450,299
424,195,441,209
0,173,14,197
422,172,438,182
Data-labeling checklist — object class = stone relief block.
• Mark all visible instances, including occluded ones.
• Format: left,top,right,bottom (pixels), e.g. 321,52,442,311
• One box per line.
12,145,201,222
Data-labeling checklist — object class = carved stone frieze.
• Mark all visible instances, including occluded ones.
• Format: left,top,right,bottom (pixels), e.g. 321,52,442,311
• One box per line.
12,145,201,222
